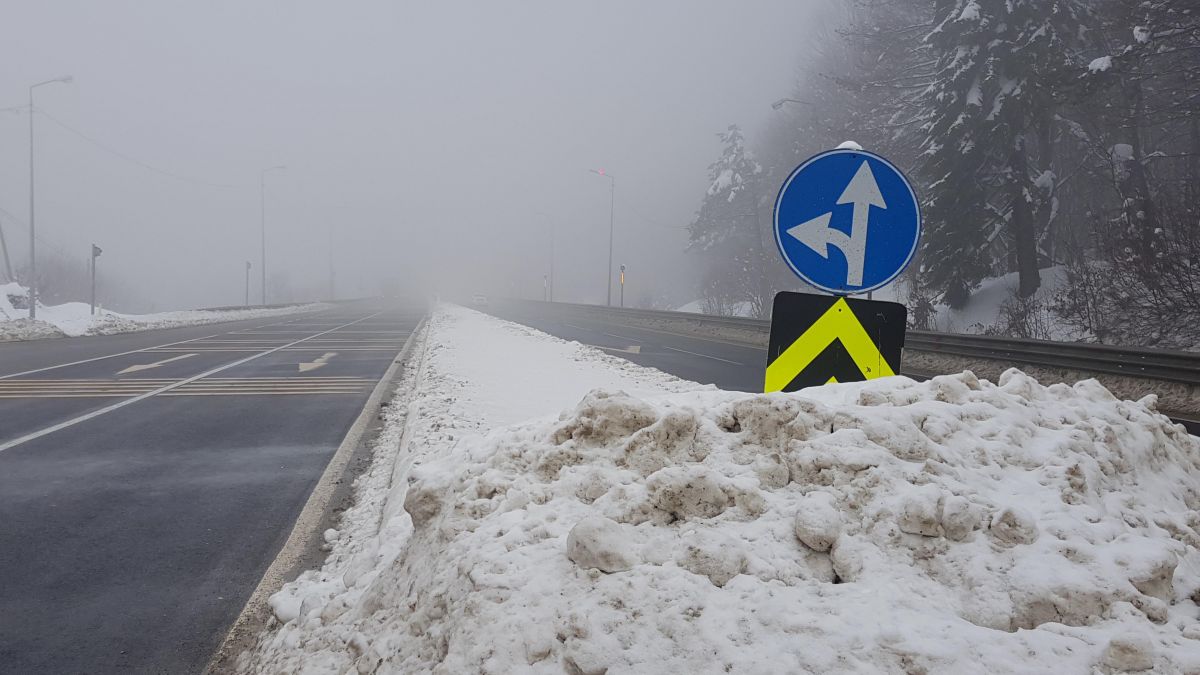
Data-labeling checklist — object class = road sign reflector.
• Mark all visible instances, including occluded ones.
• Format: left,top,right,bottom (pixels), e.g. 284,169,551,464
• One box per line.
764,292,906,393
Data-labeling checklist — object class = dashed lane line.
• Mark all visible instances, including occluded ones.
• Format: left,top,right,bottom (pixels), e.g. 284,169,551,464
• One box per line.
663,345,744,365
0,310,389,453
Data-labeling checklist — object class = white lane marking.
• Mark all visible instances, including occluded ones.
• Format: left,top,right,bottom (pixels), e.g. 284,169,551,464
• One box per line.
663,345,743,365
0,310,388,453
0,312,331,381
298,352,338,372
587,344,642,355
0,333,223,381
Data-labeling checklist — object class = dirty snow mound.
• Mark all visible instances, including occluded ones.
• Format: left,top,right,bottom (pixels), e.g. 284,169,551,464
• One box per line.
239,306,1200,674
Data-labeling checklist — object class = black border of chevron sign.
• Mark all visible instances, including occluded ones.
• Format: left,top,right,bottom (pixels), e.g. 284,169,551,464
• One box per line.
764,291,907,393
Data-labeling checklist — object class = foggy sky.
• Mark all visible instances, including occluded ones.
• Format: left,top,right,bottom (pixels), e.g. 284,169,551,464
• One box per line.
1,1,819,311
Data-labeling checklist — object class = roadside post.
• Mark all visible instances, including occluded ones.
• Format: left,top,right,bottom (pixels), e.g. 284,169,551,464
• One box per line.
245,261,252,307
765,147,921,392
89,244,102,316
619,264,626,308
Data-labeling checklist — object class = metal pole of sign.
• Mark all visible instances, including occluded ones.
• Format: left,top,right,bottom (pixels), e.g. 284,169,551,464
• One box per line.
89,243,101,315
244,261,251,307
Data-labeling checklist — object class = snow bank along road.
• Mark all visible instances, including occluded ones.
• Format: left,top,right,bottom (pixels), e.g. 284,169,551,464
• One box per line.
482,301,1200,437
237,305,1200,673
0,299,423,674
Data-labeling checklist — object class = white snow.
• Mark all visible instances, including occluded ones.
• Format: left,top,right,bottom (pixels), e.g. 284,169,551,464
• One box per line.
930,266,1080,339
239,304,1200,674
1089,56,1113,73
0,282,326,341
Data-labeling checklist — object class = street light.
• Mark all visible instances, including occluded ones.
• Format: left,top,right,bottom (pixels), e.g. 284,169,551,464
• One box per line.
260,165,286,305
590,168,615,306
771,97,810,111
28,75,73,319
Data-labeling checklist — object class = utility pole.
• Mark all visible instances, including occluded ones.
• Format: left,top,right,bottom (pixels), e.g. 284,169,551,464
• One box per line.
28,75,73,319
0,217,12,282
89,243,102,315
244,261,252,307
328,225,335,302
260,165,285,306
590,169,615,306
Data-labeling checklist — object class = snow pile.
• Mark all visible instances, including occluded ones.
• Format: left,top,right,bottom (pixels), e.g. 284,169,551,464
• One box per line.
240,305,1200,674
0,282,325,340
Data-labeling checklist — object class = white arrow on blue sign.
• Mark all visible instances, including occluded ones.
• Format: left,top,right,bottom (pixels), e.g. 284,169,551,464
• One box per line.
773,148,921,295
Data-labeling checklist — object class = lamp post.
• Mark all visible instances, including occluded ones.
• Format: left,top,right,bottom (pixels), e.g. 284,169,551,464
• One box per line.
259,165,285,305
590,168,615,306
28,75,73,318
770,97,811,110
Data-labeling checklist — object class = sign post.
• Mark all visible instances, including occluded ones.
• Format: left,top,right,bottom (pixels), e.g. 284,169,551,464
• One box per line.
90,244,102,316
766,148,921,392
619,264,626,308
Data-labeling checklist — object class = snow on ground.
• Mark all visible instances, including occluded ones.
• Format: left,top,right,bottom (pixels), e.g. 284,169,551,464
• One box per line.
240,304,1200,674
930,266,1075,338
0,282,326,341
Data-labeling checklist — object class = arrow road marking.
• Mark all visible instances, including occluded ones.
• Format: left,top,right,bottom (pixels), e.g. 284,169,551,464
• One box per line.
299,352,338,372
588,344,642,355
787,159,887,287
117,353,197,375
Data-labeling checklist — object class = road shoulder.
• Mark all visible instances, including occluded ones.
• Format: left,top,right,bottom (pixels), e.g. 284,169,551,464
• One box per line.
204,315,427,674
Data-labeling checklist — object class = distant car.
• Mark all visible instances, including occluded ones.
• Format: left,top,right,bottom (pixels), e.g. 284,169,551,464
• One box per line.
471,294,489,307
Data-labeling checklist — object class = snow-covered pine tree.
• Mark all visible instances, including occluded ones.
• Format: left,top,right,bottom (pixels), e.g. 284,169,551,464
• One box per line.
687,125,770,317
919,0,1087,307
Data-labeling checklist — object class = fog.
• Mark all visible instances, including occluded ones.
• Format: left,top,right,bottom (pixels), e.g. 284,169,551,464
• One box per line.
0,1,820,311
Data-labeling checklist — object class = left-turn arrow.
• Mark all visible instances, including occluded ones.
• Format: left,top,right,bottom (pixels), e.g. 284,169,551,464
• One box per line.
117,353,198,375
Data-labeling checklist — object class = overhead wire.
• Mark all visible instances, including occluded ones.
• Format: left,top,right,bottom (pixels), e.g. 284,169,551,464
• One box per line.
34,108,247,190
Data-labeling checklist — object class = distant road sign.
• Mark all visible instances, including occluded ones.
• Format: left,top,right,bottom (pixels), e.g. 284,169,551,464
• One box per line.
773,149,921,295
764,292,906,393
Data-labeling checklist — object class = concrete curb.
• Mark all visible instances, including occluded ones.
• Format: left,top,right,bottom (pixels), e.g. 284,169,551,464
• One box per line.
203,314,429,674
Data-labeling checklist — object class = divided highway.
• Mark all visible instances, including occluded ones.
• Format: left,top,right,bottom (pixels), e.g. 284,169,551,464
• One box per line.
483,301,1200,436
0,300,423,674
484,301,765,392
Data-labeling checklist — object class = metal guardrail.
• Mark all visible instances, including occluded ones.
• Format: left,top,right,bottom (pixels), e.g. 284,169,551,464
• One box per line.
520,300,1200,388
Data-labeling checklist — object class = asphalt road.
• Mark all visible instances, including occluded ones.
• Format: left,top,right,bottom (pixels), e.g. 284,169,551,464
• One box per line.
0,300,423,674
483,301,1200,436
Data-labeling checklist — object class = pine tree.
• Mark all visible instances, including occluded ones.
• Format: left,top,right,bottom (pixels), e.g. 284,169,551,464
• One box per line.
919,0,1087,306
687,125,771,316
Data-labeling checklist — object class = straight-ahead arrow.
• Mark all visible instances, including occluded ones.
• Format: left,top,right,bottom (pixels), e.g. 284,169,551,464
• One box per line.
299,352,338,373
117,353,197,375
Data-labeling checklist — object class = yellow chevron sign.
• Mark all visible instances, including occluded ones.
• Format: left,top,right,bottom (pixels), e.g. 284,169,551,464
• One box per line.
764,293,906,393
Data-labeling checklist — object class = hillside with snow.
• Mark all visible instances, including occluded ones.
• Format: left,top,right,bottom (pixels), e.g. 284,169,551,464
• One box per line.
237,305,1200,674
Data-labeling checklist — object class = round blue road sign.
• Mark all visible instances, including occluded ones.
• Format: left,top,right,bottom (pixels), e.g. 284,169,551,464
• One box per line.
773,149,921,295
